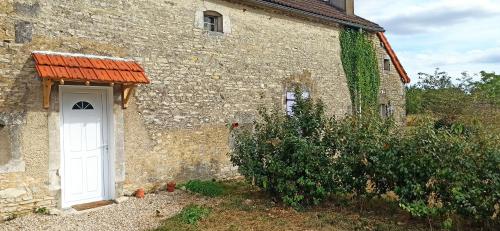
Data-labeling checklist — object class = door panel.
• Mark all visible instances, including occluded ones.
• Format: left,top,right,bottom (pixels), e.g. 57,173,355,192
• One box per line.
61,88,109,207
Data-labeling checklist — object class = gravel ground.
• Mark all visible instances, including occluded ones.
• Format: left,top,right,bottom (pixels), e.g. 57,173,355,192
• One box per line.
0,190,210,231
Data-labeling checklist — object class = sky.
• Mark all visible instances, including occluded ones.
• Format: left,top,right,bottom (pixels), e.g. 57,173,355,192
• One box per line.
356,0,500,83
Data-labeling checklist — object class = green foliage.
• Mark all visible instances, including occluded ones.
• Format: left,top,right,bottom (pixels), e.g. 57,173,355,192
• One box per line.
34,207,49,215
231,91,500,226
474,71,499,106
183,180,224,197
178,204,211,225
406,87,424,114
155,204,211,230
406,69,499,116
340,28,381,113
339,117,500,224
416,68,454,90
442,218,453,230
230,88,337,208
329,113,397,197
400,201,440,218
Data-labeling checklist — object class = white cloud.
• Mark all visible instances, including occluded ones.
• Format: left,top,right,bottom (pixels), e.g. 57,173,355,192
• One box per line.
415,48,500,66
360,0,500,34
356,0,500,82
399,48,500,81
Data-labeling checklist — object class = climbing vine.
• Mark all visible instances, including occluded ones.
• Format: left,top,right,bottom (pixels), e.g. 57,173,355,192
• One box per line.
340,28,381,114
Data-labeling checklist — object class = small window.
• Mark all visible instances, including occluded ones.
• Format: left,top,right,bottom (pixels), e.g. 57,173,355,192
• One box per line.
286,91,310,116
380,103,393,118
384,58,391,71
72,101,94,110
204,11,223,33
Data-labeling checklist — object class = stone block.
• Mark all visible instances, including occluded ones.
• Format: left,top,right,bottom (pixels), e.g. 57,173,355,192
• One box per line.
0,188,26,199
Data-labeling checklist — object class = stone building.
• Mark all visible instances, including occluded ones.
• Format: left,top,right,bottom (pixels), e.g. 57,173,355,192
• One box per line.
0,0,410,219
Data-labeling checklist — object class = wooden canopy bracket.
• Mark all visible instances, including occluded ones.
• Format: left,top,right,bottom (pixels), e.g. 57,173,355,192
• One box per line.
121,84,135,109
42,79,53,109
41,79,137,109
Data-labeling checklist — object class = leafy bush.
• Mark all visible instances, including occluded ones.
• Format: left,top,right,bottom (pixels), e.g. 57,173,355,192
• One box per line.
183,180,224,197
231,90,500,227
333,115,500,224
230,88,338,208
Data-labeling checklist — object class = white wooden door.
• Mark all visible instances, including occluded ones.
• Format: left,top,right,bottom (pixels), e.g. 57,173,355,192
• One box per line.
61,87,109,207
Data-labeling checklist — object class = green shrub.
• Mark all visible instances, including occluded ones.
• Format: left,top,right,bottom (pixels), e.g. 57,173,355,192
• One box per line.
178,204,211,225
329,114,397,197
231,90,500,226
183,180,224,197
231,88,338,208
334,116,500,223
392,120,499,222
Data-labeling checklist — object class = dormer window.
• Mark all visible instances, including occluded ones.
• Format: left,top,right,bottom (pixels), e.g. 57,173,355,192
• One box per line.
204,11,223,33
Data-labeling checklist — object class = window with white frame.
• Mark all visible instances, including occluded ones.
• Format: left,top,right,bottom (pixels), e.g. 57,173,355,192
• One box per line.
286,90,310,116
203,11,223,33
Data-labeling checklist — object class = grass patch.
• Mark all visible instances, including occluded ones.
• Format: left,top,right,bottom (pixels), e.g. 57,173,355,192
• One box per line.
157,181,495,231
179,205,211,225
34,207,49,215
154,204,211,231
182,180,224,197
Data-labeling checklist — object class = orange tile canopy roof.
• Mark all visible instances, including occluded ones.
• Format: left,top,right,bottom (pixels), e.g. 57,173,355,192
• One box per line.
32,51,150,84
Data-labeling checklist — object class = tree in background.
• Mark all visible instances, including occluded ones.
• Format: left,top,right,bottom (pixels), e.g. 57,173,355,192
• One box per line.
407,69,471,115
473,71,500,107
406,69,499,130
415,68,454,90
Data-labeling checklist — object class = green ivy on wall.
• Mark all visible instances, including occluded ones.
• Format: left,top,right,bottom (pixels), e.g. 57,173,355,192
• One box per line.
340,28,381,114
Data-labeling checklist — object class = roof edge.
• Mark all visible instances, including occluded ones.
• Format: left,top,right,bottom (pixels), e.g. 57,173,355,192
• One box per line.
377,32,411,84
241,0,385,32
32,51,135,62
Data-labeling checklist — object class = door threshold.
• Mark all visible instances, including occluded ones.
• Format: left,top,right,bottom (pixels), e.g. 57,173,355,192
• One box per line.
71,200,115,211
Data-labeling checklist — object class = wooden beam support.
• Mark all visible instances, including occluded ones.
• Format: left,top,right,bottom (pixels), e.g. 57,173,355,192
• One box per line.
42,79,53,109
121,84,135,109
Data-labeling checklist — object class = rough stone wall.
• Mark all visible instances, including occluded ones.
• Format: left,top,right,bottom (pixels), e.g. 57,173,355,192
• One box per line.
373,35,407,124
0,0,406,219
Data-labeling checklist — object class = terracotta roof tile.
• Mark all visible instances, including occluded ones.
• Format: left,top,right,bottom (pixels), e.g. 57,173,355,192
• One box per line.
74,57,94,68
114,61,132,70
80,68,98,80
32,52,150,84
89,59,107,69
63,57,80,67
103,60,119,70
36,65,55,78
66,67,84,79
